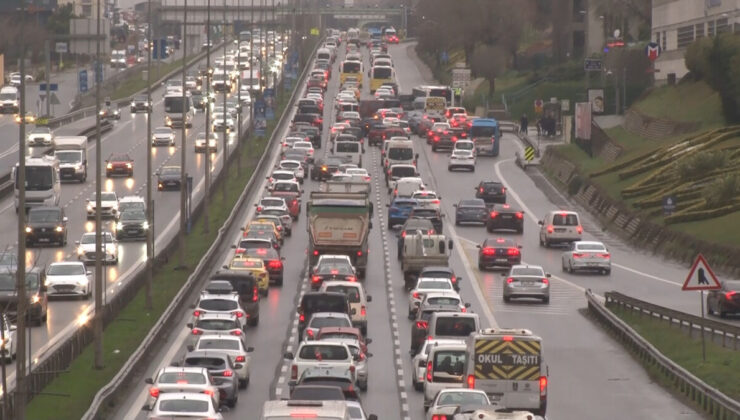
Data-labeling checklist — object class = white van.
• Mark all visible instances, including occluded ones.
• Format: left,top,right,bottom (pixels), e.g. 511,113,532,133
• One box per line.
333,141,362,167
0,86,20,114
538,210,582,247
13,155,61,213
317,47,333,63
383,138,416,169
392,177,425,198
423,341,468,408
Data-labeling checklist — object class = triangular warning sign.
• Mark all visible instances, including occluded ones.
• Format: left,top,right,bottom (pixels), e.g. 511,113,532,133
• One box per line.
682,254,721,291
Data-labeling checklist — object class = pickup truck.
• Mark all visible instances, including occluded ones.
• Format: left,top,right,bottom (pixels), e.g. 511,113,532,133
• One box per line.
285,341,356,388
401,232,453,290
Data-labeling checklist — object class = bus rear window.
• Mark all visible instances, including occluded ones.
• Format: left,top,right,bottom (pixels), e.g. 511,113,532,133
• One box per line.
343,61,361,73
373,67,392,79
336,143,359,153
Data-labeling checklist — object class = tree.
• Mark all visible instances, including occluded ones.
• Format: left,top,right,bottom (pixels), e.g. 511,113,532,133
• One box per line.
46,3,76,36
470,43,508,99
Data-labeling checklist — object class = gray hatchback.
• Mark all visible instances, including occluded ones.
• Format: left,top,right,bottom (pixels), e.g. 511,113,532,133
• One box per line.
179,350,240,407
502,264,551,304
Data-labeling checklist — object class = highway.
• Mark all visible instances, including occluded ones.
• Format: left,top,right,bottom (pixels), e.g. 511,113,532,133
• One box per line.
0,49,246,395
112,41,704,420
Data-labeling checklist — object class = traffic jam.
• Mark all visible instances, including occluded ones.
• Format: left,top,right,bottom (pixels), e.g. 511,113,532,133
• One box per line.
139,26,612,420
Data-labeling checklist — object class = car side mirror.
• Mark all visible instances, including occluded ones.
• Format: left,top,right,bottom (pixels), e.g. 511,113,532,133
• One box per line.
62,216,68,223
142,405,151,411
144,377,154,384
465,303,471,308
186,323,193,329
448,240,454,250
518,245,523,249
230,245,236,249
283,352,294,359
365,338,373,344
155,171,159,176
246,346,254,352
453,204,457,207
222,265,229,270
186,345,194,352
366,295,372,302
75,241,80,246
368,221,373,229
368,415,378,420
538,220,543,225
170,361,180,367
86,270,92,276
546,273,552,278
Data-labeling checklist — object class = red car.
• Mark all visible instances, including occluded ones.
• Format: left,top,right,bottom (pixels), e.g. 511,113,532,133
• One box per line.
105,153,134,177
269,181,301,219
306,75,327,91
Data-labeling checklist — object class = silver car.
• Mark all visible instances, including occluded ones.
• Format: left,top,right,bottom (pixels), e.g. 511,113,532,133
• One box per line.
425,388,491,420
502,264,551,304
151,126,175,147
76,232,118,264
144,366,220,409
561,240,611,275
193,334,254,388
186,313,243,346
408,277,456,317
303,312,352,341
144,392,223,419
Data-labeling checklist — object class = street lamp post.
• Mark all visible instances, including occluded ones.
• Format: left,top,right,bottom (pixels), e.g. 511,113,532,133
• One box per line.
204,0,212,234
222,0,228,201
178,0,189,265
93,0,104,373
144,0,153,310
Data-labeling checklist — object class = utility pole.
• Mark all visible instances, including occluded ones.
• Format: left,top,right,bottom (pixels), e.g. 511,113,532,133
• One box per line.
222,0,228,202
236,0,242,176
145,0,153,309
15,1,28,417
45,39,51,117
93,0,104,371
179,0,189,264
204,0,212,234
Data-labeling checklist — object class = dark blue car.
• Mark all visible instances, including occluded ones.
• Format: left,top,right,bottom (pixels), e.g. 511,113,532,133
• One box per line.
387,198,419,227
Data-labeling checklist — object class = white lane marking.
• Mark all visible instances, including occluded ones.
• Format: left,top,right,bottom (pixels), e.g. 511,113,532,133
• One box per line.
493,153,680,288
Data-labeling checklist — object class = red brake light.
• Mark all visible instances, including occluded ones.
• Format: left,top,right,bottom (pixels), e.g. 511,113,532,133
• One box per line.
451,275,457,284
412,291,419,299
502,335,514,341
223,370,233,377
401,231,407,238
306,329,315,338
572,253,584,258
506,248,520,256
466,374,475,389
233,311,244,318
357,250,363,256
291,364,298,380
416,321,428,329
313,250,319,256
599,253,611,259
540,376,548,395
202,389,214,396
311,275,321,283
490,211,498,218
299,313,305,322
361,306,366,316
542,278,549,285
149,387,160,398
268,260,282,269
432,199,440,204
346,275,357,282
515,212,523,219
192,328,203,335
726,291,737,300
506,277,513,283
193,310,203,317
482,247,496,256
577,225,583,234
426,360,433,382
546,225,554,234
256,206,262,212
231,329,242,335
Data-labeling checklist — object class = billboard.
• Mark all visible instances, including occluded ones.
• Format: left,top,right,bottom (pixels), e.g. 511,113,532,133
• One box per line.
575,102,592,140
588,88,604,114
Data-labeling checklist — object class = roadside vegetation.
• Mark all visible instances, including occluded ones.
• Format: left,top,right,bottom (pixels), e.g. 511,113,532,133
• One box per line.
25,89,291,420
610,305,740,403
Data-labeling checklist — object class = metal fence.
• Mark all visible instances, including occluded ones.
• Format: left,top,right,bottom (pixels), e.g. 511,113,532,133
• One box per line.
605,291,740,350
587,290,740,419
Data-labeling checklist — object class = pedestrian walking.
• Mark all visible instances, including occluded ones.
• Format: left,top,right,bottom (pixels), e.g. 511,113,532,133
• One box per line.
520,114,529,135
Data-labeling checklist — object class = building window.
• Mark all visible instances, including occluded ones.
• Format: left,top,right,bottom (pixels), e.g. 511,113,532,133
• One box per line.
708,20,716,37
716,18,730,34
662,31,667,50
677,25,694,48
695,23,704,39
655,32,661,45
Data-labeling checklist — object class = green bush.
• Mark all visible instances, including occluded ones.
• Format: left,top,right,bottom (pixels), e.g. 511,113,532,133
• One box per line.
665,201,740,224
674,151,728,181
703,173,740,208
685,37,714,80
684,34,740,123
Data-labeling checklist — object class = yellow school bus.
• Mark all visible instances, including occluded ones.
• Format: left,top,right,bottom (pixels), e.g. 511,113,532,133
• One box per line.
369,65,394,93
340,60,363,86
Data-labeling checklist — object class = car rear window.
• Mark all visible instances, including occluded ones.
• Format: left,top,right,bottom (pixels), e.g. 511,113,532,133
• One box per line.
158,372,207,385
426,297,460,306
298,345,349,360
196,319,238,330
434,317,477,337
302,296,347,314
576,243,605,251
197,339,241,351
391,167,416,177
158,399,209,413
199,299,238,311
552,213,579,226
418,280,452,290
184,357,226,369
324,285,361,303
511,267,544,277
412,209,438,217
336,142,360,153
310,317,352,329
432,350,466,375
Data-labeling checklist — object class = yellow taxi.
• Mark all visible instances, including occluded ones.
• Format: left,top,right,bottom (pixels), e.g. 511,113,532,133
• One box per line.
246,220,282,244
229,256,270,296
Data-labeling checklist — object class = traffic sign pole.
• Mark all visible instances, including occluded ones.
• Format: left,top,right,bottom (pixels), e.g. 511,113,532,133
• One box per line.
700,290,706,361
682,253,721,362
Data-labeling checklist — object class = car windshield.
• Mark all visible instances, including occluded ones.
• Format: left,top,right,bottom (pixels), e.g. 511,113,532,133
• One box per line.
120,201,145,212
154,128,171,135
199,299,238,311
29,209,60,222
552,213,579,226
197,339,241,351
121,210,145,221
281,161,300,169
324,285,361,303
80,233,113,244
412,209,438,217
161,167,180,176
437,391,489,406
158,399,209,413
158,372,207,385
511,267,544,276
310,316,351,329
55,151,81,163
197,319,238,330
48,264,85,276
0,272,38,291
298,345,349,360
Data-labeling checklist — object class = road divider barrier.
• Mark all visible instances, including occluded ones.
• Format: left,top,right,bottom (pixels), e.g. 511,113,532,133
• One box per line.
586,289,740,419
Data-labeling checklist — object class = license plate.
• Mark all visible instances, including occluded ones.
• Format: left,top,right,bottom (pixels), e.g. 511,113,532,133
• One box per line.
522,282,534,286
496,258,508,263
38,238,50,242
587,262,599,266
554,228,566,232
501,215,512,219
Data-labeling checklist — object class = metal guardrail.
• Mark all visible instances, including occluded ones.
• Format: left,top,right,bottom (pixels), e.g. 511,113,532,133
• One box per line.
586,289,740,419
605,291,740,350
80,40,321,420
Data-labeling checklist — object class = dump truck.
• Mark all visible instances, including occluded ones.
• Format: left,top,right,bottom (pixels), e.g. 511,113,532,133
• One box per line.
464,328,548,416
307,191,373,277
400,231,452,290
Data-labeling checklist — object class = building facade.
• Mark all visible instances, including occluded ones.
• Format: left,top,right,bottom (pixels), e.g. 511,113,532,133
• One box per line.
652,0,739,82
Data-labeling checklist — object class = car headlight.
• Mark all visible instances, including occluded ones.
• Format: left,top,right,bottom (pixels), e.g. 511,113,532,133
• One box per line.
116,222,123,230
142,222,149,230
77,277,89,286
55,226,64,232
77,247,84,255
25,226,31,233
87,204,93,212
31,295,40,304
125,163,132,168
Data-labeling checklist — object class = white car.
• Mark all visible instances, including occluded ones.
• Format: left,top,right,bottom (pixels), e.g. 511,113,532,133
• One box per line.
26,127,53,147
276,160,305,182
448,149,476,171
76,232,119,264
255,196,288,213
392,177,425,198
292,141,315,161
144,366,220,409
86,191,119,219
411,190,441,211
193,292,245,327
281,136,304,154
408,277,456,317
145,392,223,420
0,318,16,362
412,338,466,391
151,126,175,147
237,87,252,105
118,195,146,216
195,132,218,152
45,261,91,298
562,240,611,275
211,112,235,132
268,170,297,189
9,72,33,86
345,167,370,180
452,139,475,154
425,388,491,419
193,334,254,388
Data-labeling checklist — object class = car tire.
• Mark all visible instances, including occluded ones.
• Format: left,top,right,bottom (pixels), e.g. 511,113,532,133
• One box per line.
542,297,550,304
227,396,237,408
239,379,248,389
248,316,259,327
358,379,368,391
413,380,423,392
720,305,728,318
568,262,574,273
503,295,511,303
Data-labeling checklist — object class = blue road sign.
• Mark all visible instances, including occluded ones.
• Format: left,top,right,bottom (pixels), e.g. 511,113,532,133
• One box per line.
160,38,168,59
265,107,275,120
95,62,104,83
79,70,88,93
152,39,159,59
584,58,603,72
254,99,266,118
39,83,58,91
254,117,267,136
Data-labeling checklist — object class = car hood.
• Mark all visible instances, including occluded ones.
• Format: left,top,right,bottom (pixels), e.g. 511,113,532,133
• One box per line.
89,200,117,207
79,243,115,252
153,133,172,138
47,274,87,284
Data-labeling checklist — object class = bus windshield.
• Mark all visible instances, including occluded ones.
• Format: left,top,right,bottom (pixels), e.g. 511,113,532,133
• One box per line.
372,67,392,79
17,166,54,190
342,61,361,73
164,96,189,113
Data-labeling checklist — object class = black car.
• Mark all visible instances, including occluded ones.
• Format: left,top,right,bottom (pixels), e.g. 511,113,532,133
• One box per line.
487,203,524,233
396,218,436,259
311,156,349,181
0,268,48,326
190,89,208,110
419,266,461,292
25,206,68,247
240,247,284,285
210,270,260,325
297,292,351,341
115,209,147,240
292,113,323,131
179,351,240,407
296,125,322,149
130,95,152,113
99,104,121,120
477,237,522,270
157,166,182,190
408,207,443,234
707,280,740,318
475,181,507,205
454,199,488,226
